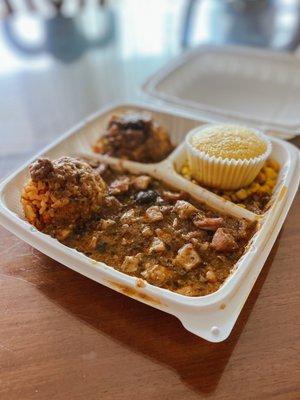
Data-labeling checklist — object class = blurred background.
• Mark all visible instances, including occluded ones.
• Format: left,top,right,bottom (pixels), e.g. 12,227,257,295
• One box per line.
1,0,300,173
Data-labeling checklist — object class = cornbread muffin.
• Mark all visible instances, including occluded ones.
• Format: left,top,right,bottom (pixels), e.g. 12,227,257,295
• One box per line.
22,157,106,235
185,124,272,190
192,125,267,160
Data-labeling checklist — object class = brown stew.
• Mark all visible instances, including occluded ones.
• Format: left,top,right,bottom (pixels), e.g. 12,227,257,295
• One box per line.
65,160,256,296
22,157,256,297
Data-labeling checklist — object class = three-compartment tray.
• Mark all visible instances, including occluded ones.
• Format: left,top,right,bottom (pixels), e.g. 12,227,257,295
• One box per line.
0,101,299,342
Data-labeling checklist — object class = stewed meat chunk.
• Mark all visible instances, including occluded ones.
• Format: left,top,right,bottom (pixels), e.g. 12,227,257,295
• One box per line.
193,217,224,231
121,253,142,273
149,237,166,254
109,177,130,195
141,265,173,286
174,200,198,219
145,206,163,222
211,228,237,252
174,244,201,271
93,112,174,163
133,175,151,190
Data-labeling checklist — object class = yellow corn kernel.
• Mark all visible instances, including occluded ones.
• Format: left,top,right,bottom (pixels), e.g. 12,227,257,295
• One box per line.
258,184,269,194
267,159,280,172
266,179,276,190
235,188,248,200
237,203,246,208
265,166,277,180
249,182,260,193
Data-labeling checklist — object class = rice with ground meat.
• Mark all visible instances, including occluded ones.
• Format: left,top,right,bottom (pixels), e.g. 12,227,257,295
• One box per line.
21,157,106,233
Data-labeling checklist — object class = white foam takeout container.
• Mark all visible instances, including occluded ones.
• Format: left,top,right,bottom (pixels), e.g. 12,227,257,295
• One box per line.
0,102,299,342
143,44,300,139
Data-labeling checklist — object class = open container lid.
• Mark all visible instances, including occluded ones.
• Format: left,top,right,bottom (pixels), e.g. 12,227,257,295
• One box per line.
143,44,300,139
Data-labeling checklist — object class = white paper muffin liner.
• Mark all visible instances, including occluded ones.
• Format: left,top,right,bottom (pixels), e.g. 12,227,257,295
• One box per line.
185,124,272,190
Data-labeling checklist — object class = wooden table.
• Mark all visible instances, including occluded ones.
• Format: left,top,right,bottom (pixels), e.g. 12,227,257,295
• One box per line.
0,2,299,399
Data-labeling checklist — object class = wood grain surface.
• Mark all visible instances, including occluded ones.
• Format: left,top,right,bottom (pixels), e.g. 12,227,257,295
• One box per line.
0,2,299,399
0,184,299,400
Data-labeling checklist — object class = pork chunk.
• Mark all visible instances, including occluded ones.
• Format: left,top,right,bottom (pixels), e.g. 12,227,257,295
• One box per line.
193,217,224,231
174,200,198,219
174,243,201,271
142,264,173,286
149,237,166,253
121,253,142,273
182,230,208,241
104,195,123,211
142,226,153,237
211,228,237,252
162,190,186,202
155,228,173,244
109,177,130,195
145,206,163,222
120,209,137,223
132,175,151,190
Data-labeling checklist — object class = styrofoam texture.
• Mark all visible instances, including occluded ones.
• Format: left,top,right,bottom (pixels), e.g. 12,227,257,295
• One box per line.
0,102,299,342
143,44,300,138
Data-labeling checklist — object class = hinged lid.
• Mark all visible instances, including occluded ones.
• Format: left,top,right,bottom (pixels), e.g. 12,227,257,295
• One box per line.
143,45,300,139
